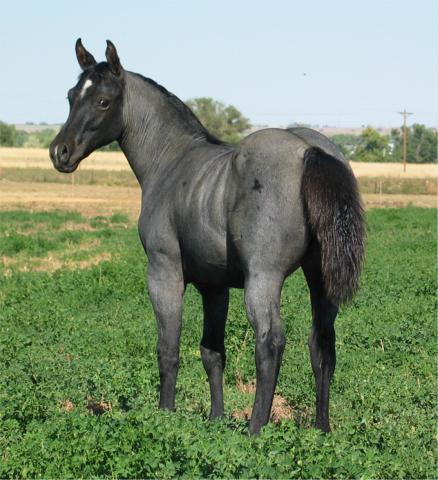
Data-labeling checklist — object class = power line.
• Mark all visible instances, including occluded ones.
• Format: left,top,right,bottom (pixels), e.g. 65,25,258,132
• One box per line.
397,109,414,172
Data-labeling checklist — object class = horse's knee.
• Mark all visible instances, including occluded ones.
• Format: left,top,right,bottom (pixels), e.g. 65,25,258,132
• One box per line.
246,300,285,356
255,327,285,376
271,329,286,354
200,344,225,372
256,323,285,351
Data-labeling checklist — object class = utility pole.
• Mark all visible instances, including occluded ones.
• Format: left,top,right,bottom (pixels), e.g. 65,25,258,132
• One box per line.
398,109,413,172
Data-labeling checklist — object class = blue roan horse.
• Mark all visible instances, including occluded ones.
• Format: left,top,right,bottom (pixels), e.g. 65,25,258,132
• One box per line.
50,39,365,435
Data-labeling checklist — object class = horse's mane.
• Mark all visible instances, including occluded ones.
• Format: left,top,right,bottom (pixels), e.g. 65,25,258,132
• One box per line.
132,72,225,146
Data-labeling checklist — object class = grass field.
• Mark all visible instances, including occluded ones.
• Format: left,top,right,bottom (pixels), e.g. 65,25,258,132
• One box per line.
0,148,126,171
0,207,436,478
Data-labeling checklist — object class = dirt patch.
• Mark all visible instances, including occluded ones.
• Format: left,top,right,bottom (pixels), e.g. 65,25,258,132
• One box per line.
1,250,112,274
19,221,128,234
233,379,295,423
61,396,113,415
60,399,75,412
86,396,113,415
0,182,435,224
236,378,256,394
232,396,295,423
59,221,98,231
33,252,112,272
18,221,99,234
0,181,141,220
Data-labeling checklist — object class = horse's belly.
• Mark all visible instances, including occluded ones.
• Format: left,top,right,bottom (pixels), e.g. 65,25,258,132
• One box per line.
180,233,244,288
185,260,244,289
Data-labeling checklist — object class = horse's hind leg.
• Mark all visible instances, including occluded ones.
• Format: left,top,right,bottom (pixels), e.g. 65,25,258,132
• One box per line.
199,287,229,419
245,272,285,435
302,250,338,432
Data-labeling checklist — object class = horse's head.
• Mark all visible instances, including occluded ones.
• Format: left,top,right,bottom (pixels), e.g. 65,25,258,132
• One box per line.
50,39,124,172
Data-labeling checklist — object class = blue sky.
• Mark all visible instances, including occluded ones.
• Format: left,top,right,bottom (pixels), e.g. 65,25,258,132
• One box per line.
0,0,436,127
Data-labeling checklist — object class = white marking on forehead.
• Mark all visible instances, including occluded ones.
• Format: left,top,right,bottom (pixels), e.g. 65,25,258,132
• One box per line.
80,79,93,99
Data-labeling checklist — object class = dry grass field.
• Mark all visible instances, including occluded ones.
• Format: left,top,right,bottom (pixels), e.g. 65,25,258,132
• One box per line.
0,147,436,216
0,148,127,171
1,147,437,178
349,161,437,179
0,181,141,220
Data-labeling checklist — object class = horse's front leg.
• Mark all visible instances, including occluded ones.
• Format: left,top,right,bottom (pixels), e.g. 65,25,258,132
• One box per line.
147,260,185,411
199,287,229,419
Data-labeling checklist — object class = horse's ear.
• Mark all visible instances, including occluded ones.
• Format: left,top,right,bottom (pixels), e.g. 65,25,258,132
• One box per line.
105,40,122,76
75,38,97,70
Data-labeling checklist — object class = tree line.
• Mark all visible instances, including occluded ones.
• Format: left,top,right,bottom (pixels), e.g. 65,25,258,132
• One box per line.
1,98,436,163
0,122,56,149
0,122,120,151
330,125,437,163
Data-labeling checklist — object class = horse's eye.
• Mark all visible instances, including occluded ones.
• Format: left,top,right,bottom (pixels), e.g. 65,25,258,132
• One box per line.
98,98,110,109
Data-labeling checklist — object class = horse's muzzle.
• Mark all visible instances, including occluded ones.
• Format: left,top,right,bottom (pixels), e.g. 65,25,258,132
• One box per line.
49,141,80,173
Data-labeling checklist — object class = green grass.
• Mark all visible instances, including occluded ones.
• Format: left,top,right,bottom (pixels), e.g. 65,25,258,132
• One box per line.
0,207,436,478
0,210,130,272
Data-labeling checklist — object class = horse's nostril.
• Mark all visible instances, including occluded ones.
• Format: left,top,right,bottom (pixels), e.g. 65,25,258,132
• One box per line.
60,144,69,163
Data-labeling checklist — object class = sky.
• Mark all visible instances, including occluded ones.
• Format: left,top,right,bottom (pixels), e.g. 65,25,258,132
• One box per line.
0,0,436,128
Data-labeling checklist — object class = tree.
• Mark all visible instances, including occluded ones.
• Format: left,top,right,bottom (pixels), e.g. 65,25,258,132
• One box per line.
329,134,362,159
287,122,311,128
391,124,437,163
0,122,17,146
99,141,121,152
353,127,390,162
13,129,29,147
389,128,402,161
33,129,57,149
186,97,250,144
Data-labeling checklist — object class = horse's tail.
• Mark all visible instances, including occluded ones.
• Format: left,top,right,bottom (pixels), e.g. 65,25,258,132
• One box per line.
301,147,366,304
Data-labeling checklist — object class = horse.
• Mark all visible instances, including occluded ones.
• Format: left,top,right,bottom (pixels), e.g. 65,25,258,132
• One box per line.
50,39,365,435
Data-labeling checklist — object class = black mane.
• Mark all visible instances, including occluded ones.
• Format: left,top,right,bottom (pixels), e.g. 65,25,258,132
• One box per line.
133,72,225,146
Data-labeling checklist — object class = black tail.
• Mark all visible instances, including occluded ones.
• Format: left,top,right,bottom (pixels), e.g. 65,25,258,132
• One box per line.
301,147,366,305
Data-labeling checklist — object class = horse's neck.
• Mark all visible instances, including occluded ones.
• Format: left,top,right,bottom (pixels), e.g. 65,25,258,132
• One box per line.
119,72,207,186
